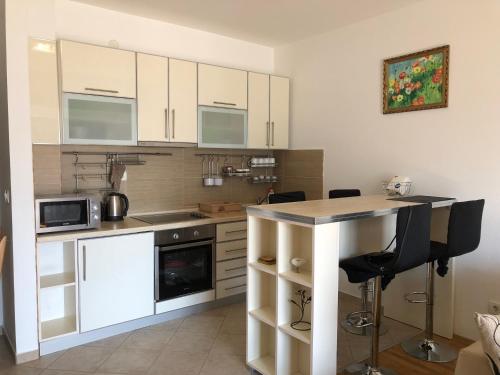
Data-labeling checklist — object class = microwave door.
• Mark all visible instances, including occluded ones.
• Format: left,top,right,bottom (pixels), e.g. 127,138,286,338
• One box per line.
37,199,89,233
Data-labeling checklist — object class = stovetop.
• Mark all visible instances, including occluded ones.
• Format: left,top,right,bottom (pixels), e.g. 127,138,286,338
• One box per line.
132,212,207,225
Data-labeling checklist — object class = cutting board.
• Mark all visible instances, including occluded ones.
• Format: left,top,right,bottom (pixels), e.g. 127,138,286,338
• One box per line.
199,202,242,213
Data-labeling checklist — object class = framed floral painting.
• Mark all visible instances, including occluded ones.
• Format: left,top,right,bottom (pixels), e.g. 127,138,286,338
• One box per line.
383,45,449,114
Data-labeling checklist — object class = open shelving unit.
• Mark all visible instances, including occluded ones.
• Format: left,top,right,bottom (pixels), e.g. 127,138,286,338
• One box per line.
37,240,79,341
247,216,340,374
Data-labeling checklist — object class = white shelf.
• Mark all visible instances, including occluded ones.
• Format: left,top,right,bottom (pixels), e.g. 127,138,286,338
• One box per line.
249,356,275,375
40,272,75,289
280,270,312,288
279,323,311,345
40,315,77,341
249,306,276,327
249,261,276,275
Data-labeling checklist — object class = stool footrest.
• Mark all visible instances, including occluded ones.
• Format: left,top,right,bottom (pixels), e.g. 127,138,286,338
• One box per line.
404,291,427,304
346,311,374,328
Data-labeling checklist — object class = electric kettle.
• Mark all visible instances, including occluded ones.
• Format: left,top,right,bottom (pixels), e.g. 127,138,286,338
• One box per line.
103,192,129,221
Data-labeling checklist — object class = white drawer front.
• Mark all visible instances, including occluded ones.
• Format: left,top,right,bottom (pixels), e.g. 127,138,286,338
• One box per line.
216,257,247,281
216,239,247,261
217,221,247,242
216,275,247,299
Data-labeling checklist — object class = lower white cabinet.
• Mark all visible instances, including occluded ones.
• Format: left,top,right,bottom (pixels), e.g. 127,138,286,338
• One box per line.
78,233,154,332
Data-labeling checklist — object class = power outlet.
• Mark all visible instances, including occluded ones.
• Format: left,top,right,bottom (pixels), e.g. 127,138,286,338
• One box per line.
488,300,500,314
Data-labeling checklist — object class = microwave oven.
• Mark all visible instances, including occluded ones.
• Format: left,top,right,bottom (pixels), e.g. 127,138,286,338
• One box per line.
198,106,247,148
35,195,101,234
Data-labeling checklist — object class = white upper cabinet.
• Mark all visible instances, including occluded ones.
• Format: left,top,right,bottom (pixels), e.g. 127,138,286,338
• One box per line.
59,40,136,98
169,59,198,143
247,72,270,149
269,76,290,149
137,53,169,142
29,39,60,144
198,64,247,109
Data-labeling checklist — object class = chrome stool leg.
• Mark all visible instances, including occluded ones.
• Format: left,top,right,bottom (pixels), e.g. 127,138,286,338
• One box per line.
344,276,398,375
401,262,457,363
341,281,388,336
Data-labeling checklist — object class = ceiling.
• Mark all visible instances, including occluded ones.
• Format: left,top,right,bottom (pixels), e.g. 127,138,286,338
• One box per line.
72,0,420,46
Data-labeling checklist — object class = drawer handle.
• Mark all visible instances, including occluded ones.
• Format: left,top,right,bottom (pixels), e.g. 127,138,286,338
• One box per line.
225,247,246,253
225,283,246,291
213,101,236,106
225,265,247,272
84,87,119,94
226,229,247,235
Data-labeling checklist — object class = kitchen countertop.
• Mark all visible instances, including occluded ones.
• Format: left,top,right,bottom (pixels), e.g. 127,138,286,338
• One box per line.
246,194,455,225
36,209,247,243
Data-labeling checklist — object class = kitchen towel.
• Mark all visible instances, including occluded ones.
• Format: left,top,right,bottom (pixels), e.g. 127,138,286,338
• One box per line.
110,163,126,190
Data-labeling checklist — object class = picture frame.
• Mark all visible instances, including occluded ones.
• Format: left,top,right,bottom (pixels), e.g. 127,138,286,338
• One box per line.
383,45,449,114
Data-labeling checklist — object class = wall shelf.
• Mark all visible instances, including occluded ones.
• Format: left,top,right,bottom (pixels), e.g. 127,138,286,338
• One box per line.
40,272,75,289
249,261,276,275
279,324,311,345
248,356,276,375
40,315,77,341
249,306,276,327
279,271,312,289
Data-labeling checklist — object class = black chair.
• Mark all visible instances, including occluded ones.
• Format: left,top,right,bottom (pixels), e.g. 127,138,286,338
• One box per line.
329,189,361,199
401,199,485,363
329,189,379,337
341,203,432,375
268,191,306,204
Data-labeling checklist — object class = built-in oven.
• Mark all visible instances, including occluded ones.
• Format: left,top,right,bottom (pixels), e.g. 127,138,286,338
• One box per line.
154,225,215,302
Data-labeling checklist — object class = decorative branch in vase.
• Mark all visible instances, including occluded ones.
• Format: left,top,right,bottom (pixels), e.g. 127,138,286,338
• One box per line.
289,289,312,331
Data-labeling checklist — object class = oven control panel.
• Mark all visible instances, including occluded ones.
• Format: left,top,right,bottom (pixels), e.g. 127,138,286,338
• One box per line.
154,224,215,246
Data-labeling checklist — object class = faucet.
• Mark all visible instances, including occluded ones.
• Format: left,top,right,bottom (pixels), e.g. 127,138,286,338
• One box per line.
256,196,267,205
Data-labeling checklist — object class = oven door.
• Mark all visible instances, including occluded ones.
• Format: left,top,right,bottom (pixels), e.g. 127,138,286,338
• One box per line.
155,239,215,302
36,198,90,233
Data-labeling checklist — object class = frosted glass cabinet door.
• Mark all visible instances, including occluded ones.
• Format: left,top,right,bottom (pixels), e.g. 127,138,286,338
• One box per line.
63,93,137,145
198,106,247,148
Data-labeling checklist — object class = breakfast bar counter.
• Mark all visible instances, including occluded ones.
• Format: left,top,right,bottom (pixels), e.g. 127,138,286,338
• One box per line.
245,195,455,375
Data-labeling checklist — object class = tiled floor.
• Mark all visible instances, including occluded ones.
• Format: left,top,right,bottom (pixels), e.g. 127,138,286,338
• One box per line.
0,295,421,375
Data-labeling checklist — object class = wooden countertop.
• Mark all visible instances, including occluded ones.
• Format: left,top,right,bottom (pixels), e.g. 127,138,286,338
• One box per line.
36,209,247,243
246,195,455,225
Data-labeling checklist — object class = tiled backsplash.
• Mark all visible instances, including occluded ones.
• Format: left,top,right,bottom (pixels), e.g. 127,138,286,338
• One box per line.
33,145,323,214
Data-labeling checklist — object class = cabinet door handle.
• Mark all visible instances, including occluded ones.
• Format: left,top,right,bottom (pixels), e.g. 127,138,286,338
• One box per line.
225,283,246,291
213,101,236,106
225,247,246,253
226,229,247,235
82,245,87,282
266,121,270,146
164,108,169,140
225,265,247,272
172,109,175,139
84,87,119,94
271,121,275,146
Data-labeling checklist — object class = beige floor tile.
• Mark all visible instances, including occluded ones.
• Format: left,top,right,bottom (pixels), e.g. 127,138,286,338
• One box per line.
200,354,249,375
98,348,160,375
121,329,174,351
84,333,130,349
177,316,223,338
165,331,215,353
20,352,66,369
143,318,184,333
210,334,246,356
0,367,43,375
48,347,113,373
219,317,246,335
147,350,207,375
41,370,92,375
224,303,246,320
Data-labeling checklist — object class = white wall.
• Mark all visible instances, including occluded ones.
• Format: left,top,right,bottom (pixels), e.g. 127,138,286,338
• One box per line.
2,0,274,358
53,0,274,72
275,0,500,339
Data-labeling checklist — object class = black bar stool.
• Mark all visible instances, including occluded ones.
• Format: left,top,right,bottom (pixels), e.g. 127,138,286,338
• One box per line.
401,199,484,363
341,203,432,375
329,189,384,337
329,189,361,199
268,191,306,204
